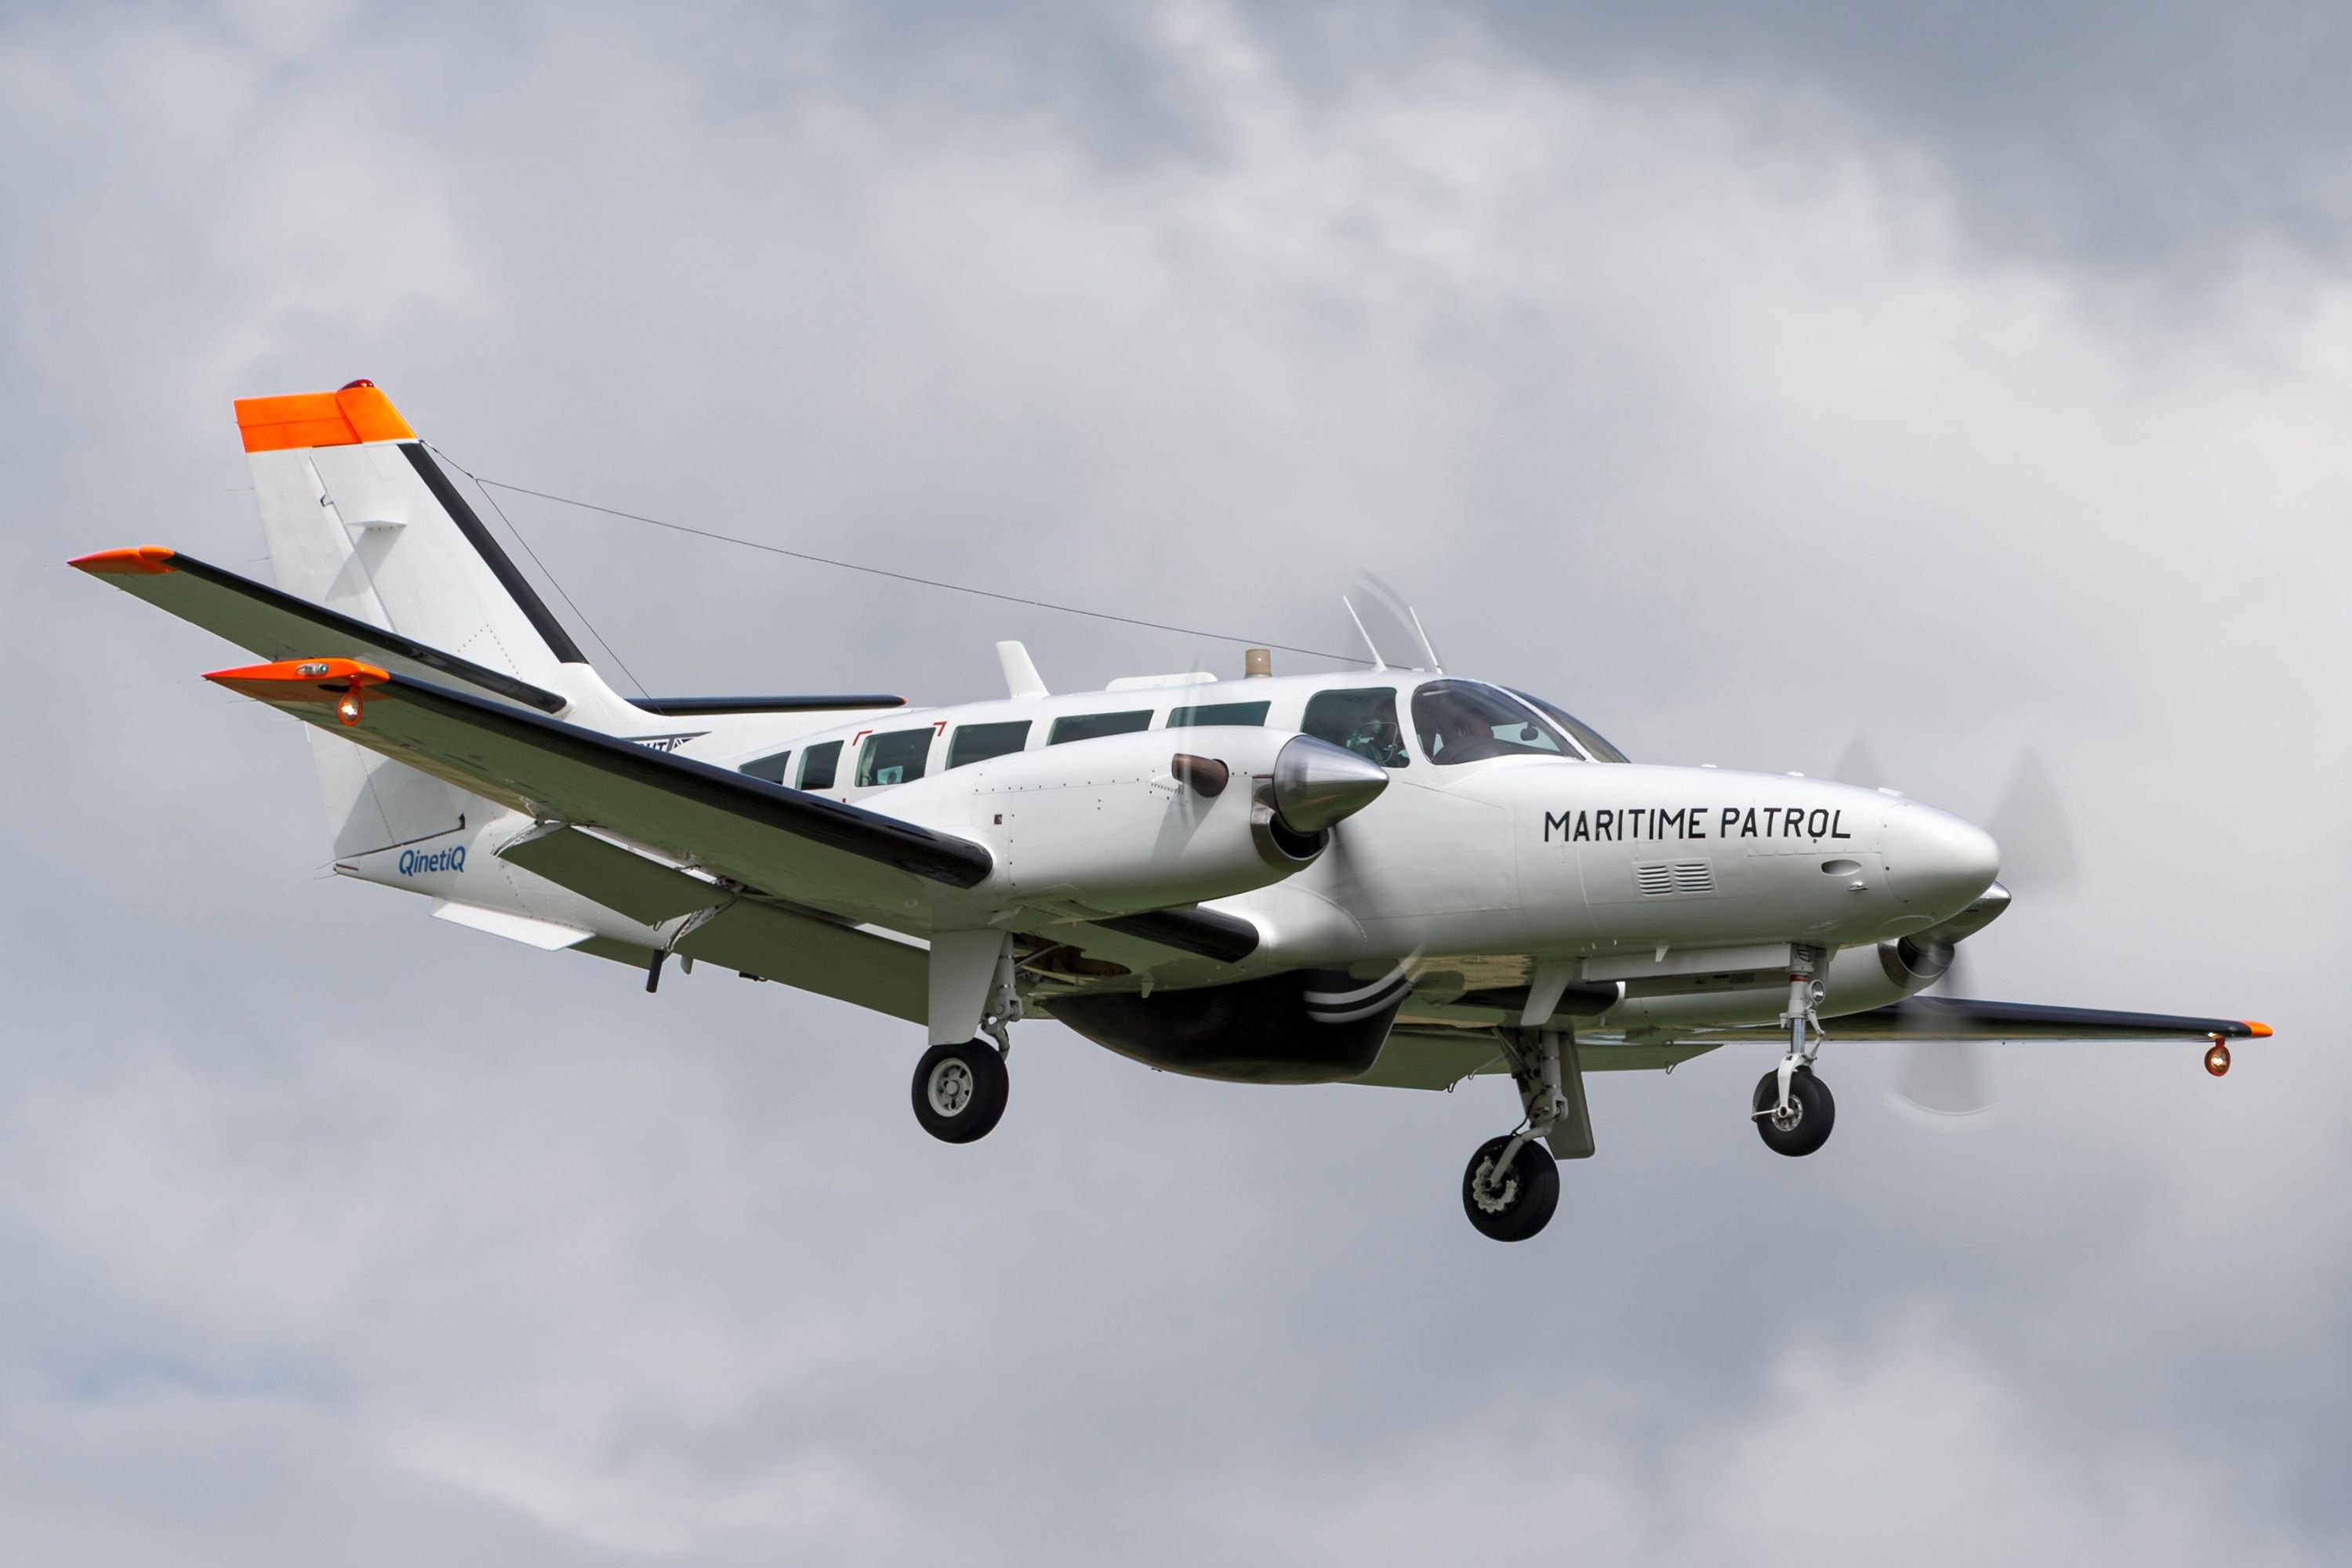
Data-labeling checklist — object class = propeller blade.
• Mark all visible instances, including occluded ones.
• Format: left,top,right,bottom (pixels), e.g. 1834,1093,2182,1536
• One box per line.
1828,730,1886,789
1889,1040,1994,1120
1989,750,2079,893
1886,946,1997,1120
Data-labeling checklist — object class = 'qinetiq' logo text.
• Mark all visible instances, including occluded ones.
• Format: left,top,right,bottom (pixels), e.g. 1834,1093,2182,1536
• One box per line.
397,846,467,877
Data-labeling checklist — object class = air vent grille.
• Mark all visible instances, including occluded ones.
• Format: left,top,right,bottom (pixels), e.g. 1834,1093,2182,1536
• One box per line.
1635,860,1717,896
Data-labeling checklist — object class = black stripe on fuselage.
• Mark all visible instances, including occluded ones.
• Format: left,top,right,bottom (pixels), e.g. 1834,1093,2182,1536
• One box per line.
398,441,591,666
633,695,908,717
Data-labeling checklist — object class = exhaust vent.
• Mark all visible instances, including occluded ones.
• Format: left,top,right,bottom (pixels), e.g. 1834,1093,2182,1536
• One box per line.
1635,861,1717,896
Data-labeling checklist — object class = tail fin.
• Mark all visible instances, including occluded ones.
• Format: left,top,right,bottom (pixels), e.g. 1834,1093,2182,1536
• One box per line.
238,380,595,688
236,380,633,855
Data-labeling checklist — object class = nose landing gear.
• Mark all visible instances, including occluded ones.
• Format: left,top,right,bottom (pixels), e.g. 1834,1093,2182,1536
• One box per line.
1751,944,1838,1156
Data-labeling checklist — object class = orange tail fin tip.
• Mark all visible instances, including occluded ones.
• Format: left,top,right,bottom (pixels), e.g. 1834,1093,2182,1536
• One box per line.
233,380,412,453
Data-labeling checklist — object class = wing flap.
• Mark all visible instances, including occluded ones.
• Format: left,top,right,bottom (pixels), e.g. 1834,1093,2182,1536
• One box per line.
499,825,727,924
497,823,926,1019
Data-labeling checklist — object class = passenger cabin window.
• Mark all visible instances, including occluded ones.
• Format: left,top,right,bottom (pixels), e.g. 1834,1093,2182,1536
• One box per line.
1511,690,1631,763
739,749,793,785
798,739,844,790
1410,680,1577,765
949,720,1031,769
1301,688,1409,768
1049,710,1153,745
856,728,935,787
1167,700,1271,728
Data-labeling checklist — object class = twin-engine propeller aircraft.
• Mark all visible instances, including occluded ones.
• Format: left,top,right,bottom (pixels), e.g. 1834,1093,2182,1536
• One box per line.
74,382,2270,1240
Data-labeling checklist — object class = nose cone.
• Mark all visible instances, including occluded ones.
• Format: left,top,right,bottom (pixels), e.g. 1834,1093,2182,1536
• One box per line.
1272,735,1390,833
1886,803,2002,919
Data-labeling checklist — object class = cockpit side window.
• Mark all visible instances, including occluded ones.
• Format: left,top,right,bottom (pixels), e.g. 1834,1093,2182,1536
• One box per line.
948,720,1031,769
1301,688,1410,768
1510,691,1631,764
798,739,843,790
855,728,935,787
1410,680,1577,764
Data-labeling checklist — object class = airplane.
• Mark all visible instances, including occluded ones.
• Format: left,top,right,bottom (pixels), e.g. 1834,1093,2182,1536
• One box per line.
71,380,2270,1241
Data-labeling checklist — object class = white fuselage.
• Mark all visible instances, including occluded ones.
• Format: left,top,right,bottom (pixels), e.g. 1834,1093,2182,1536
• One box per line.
339,665,2002,1033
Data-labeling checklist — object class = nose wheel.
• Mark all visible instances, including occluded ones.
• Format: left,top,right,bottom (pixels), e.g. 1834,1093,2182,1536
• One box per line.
912,1039,1009,1143
1751,1065,1835,1156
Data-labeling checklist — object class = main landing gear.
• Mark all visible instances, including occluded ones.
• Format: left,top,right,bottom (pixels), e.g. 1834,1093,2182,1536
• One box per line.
912,937,1022,1144
1752,945,1838,1157
1461,1025,1581,1242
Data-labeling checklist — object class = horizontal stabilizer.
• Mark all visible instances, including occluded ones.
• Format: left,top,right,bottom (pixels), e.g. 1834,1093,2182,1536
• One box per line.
71,547,566,713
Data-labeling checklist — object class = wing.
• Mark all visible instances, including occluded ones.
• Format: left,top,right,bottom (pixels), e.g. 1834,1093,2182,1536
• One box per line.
1802,996,2271,1044
206,658,989,927
1355,996,2270,1092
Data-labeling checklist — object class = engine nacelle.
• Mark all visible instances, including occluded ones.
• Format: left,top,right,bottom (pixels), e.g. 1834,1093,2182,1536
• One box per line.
877,727,1388,919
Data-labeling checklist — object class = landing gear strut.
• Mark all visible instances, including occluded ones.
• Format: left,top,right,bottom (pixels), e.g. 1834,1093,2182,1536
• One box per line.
1460,1026,1582,1241
912,938,1022,1144
1752,944,1837,1156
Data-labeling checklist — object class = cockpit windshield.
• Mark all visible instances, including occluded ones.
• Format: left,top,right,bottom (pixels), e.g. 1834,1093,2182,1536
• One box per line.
1510,690,1630,763
1410,680,1580,764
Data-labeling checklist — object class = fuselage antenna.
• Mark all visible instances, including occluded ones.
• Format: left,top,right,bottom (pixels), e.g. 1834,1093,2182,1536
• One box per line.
1342,596,1388,671
1407,604,1443,674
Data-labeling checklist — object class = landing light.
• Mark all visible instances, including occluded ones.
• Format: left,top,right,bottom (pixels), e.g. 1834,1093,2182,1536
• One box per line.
2205,1040,2231,1077
336,687,365,726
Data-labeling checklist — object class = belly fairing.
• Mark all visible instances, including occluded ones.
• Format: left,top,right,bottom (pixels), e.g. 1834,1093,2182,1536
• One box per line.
1051,967,1411,1084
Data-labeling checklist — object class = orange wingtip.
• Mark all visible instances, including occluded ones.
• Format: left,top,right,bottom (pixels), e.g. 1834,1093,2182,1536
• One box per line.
204,658,392,701
70,546,176,575
2245,1022,2274,1038
233,380,415,453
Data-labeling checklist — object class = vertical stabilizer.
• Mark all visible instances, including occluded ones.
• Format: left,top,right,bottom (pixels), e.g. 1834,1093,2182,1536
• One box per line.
234,380,636,851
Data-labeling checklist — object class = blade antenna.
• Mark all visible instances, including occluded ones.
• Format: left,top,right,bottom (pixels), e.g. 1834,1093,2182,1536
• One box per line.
1342,597,1388,671
1407,605,1443,673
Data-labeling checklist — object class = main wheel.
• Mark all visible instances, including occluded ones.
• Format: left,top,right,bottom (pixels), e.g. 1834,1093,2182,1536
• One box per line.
1751,1066,1835,1157
1461,1135,1561,1242
912,1040,1009,1143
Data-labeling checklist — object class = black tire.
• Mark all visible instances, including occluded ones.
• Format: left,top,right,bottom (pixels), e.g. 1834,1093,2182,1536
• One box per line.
1461,1134,1561,1241
1751,1066,1835,1157
912,1040,1009,1143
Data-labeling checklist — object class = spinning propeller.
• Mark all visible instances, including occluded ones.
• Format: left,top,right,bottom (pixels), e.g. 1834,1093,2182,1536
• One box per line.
1829,737,2083,1121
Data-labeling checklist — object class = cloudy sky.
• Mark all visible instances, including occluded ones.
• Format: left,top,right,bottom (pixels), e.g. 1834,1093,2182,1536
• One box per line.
5,2,2349,1560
